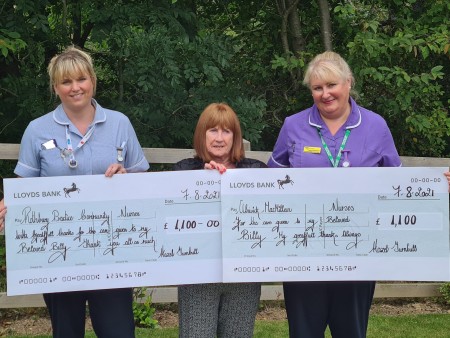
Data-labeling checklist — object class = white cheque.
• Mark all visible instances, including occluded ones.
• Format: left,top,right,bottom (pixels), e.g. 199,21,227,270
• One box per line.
4,167,449,296
5,171,222,295
221,167,449,283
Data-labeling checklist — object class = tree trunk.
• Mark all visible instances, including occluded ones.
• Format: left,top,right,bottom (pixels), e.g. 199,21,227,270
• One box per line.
73,1,82,47
287,0,304,87
286,0,304,56
71,3,94,48
61,0,68,42
317,0,333,50
276,0,301,89
276,0,290,57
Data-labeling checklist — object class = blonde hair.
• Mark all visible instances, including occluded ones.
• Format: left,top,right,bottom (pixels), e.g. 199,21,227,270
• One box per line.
303,51,355,90
47,46,97,95
193,103,245,163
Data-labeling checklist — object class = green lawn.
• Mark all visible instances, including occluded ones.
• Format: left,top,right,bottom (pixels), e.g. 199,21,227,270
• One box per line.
7,314,450,338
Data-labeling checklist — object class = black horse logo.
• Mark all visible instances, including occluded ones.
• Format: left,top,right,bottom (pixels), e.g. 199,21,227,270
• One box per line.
64,183,80,197
277,175,294,189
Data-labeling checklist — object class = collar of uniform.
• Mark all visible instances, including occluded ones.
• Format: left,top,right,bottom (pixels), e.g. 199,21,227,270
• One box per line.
308,97,362,130
52,99,107,126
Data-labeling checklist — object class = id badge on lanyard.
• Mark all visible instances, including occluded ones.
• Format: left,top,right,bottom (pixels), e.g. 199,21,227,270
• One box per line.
317,128,351,168
63,125,96,168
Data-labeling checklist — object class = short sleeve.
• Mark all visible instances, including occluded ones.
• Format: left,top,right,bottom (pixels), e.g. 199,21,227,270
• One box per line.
14,122,41,177
380,122,401,167
123,118,150,173
267,120,291,168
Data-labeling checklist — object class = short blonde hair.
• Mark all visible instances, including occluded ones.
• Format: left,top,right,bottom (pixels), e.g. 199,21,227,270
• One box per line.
47,46,97,95
193,103,245,163
303,51,355,89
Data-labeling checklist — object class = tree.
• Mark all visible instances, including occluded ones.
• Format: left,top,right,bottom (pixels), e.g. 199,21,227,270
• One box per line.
0,0,268,148
317,0,332,50
337,0,449,156
0,0,448,156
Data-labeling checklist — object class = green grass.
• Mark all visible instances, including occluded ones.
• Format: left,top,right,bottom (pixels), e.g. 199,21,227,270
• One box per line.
5,314,450,337
366,314,450,338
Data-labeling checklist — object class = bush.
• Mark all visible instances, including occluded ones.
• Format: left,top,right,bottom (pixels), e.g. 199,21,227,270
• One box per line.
439,283,450,305
133,287,159,328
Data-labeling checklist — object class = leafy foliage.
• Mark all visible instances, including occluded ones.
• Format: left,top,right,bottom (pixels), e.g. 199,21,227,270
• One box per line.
132,287,159,328
341,0,449,156
0,0,448,156
0,29,27,57
133,287,158,329
439,283,450,305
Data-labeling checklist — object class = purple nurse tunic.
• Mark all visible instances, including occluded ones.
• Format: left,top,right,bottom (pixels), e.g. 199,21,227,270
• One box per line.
268,97,401,169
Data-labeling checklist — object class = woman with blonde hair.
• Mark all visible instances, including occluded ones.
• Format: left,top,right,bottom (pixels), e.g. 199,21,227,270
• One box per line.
268,51,400,338
6,46,149,337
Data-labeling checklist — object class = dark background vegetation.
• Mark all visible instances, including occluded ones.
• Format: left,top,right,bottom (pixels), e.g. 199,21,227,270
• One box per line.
1,0,448,155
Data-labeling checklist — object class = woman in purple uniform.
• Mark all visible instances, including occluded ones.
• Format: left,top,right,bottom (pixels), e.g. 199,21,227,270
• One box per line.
267,51,401,338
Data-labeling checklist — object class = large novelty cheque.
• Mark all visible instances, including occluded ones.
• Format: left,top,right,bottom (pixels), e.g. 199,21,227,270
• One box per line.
221,167,449,283
4,167,449,296
4,171,222,296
